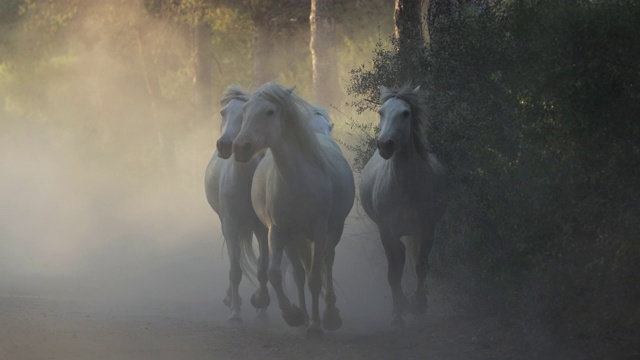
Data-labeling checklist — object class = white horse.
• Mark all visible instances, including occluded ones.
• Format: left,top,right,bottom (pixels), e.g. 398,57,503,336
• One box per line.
359,86,447,327
204,85,270,323
233,83,355,337
277,103,335,321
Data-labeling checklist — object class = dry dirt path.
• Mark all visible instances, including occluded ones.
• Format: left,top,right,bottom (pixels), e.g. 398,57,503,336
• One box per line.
0,293,594,360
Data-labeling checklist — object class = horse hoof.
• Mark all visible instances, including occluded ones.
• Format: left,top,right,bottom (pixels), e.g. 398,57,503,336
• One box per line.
390,315,405,329
306,325,323,339
223,296,231,307
250,290,270,309
410,293,428,316
228,315,243,324
282,304,306,327
256,308,269,324
322,307,342,331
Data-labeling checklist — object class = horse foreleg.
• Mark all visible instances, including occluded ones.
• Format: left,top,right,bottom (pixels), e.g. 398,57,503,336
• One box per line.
380,227,408,327
226,238,243,323
251,224,271,314
268,227,306,327
307,226,328,338
284,242,309,325
411,227,435,316
322,226,343,331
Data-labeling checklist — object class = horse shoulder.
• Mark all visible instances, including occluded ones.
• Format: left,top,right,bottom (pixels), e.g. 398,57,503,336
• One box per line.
359,152,387,222
320,139,356,218
205,151,224,214
251,153,274,227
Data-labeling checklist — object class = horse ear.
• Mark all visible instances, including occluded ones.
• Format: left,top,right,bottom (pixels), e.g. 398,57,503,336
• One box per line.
286,86,296,94
414,85,421,92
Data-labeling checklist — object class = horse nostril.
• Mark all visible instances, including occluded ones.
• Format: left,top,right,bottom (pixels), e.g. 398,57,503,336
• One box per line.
377,139,394,151
234,141,252,156
217,139,232,152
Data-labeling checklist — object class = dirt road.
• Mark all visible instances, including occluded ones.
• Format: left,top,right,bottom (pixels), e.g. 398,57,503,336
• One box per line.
0,292,594,360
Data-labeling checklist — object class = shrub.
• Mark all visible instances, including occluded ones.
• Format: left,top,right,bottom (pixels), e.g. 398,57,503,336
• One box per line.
348,0,640,353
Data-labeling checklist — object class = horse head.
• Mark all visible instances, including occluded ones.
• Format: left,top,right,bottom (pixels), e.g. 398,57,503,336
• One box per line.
217,85,250,160
234,91,280,163
377,85,427,160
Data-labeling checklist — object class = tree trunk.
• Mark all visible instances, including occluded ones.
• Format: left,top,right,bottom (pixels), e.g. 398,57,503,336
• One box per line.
394,0,425,83
251,0,278,87
194,22,213,126
310,0,338,106
394,0,424,53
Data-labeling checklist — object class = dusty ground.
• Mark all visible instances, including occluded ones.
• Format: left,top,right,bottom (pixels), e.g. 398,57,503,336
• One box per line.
0,291,597,360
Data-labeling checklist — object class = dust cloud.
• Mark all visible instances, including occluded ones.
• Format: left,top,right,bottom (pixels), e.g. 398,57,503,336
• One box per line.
0,1,394,331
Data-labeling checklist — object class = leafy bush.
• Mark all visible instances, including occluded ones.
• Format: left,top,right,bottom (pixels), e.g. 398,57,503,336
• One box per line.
348,0,640,352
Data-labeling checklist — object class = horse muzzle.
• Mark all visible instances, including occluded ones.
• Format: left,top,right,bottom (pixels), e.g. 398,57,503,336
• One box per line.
232,140,253,163
377,138,395,160
216,138,233,159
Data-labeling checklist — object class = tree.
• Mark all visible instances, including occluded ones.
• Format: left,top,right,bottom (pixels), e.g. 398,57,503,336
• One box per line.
426,0,487,39
394,0,424,53
310,0,338,106
349,1,640,354
393,0,425,84
250,0,278,86
194,21,213,125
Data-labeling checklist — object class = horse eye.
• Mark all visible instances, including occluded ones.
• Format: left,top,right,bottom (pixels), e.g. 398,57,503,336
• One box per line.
402,110,410,117
266,109,274,116
378,110,383,116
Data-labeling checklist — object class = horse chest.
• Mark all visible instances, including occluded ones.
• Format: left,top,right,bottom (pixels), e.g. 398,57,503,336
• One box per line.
261,172,331,231
370,169,434,231
219,163,258,219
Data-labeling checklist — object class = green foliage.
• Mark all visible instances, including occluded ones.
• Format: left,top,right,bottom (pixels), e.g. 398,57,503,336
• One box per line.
349,0,640,351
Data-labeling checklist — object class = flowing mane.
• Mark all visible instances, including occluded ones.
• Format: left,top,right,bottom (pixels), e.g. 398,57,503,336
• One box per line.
311,105,331,125
253,83,329,171
220,84,250,106
380,86,429,159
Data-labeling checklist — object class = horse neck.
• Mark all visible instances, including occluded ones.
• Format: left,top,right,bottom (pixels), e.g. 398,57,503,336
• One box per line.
229,151,261,178
269,136,320,188
387,140,425,182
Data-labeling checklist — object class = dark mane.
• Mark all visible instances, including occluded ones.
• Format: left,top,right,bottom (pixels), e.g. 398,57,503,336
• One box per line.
380,86,429,159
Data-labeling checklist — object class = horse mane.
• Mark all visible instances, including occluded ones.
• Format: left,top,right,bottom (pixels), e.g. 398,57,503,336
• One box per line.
311,105,331,124
380,86,429,159
220,84,250,106
254,83,329,171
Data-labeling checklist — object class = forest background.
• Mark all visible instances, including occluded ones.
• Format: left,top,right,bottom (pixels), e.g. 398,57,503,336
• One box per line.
0,0,638,357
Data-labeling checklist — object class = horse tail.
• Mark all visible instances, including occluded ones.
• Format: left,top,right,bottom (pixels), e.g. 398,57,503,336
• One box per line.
237,231,258,284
